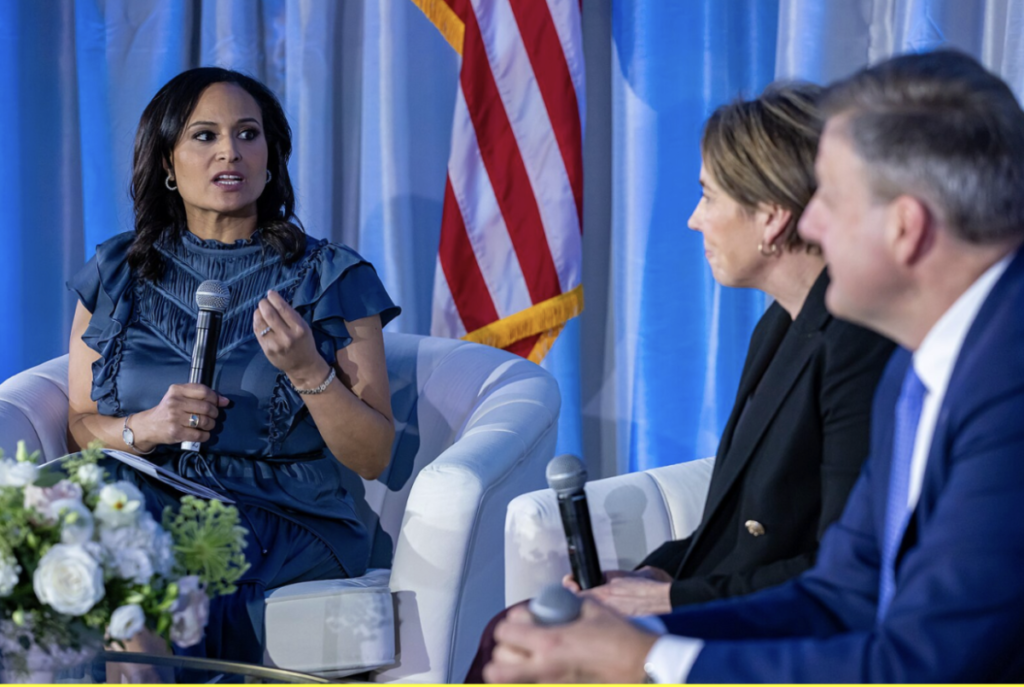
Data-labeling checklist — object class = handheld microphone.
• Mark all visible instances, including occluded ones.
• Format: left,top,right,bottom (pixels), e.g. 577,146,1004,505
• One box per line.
181,280,229,452
546,454,603,590
529,584,582,626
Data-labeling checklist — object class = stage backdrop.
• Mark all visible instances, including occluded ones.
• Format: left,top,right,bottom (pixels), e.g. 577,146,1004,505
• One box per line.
2,0,1023,477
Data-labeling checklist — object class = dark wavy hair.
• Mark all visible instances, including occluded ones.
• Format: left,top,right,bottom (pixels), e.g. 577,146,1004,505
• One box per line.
127,68,305,281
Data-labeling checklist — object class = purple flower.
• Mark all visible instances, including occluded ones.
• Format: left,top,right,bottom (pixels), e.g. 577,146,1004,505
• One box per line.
23,481,84,522
170,576,210,648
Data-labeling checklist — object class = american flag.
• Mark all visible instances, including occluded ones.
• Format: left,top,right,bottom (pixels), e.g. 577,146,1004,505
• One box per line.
415,0,585,362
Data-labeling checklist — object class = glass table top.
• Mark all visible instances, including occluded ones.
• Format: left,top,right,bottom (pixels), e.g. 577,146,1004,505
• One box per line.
9,650,331,684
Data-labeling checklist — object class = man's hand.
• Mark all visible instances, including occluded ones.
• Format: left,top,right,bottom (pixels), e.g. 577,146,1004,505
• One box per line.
484,599,659,683
562,567,674,617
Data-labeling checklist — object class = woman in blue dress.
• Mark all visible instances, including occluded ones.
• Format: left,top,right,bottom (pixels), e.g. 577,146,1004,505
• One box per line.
65,68,399,664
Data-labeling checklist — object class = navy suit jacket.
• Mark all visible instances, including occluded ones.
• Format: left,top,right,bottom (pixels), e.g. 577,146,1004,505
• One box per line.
660,249,1024,682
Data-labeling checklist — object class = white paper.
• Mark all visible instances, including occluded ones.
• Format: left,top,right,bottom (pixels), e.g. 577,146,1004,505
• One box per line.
102,449,235,504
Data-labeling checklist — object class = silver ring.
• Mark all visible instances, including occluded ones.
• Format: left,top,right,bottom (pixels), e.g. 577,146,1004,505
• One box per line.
259,326,272,337
188,414,199,429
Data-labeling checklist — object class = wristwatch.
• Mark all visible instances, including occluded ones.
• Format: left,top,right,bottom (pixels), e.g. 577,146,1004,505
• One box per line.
122,415,154,455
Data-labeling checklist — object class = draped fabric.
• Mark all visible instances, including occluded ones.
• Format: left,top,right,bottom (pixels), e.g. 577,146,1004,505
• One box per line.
0,0,457,386
602,0,778,474
588,0,1024,475
3,0,1024,476
424,0,586,363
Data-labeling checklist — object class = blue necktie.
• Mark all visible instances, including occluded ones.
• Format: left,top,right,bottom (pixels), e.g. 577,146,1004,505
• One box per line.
877,365,928,622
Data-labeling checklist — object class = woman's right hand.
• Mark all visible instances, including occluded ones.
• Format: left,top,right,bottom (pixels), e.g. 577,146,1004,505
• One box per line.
132,384,229,452
562,566,674,593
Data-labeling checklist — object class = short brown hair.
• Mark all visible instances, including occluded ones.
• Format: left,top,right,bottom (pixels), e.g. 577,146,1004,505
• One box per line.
702,82,823,251
822,50,1024,245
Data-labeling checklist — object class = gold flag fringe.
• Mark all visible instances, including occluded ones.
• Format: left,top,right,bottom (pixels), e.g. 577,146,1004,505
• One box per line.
462,285,584,363
410,0,465,55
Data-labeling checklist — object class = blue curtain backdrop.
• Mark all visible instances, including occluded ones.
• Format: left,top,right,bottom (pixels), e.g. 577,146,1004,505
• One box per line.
3,0,1024,476
606,1,775,473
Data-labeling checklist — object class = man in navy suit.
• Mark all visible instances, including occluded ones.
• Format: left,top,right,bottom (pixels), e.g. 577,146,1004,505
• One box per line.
485,50,1024,683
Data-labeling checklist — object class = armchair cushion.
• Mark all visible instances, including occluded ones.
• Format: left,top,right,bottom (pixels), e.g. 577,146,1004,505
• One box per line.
264,568,394,678
504,457,715,606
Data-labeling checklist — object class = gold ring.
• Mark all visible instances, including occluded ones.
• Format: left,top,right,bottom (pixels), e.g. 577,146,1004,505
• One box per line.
260,326,272,337
188,414,199,429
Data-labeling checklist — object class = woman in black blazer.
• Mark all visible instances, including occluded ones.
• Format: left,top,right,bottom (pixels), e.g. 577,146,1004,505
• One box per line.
465,83,894,680
563,82,895,615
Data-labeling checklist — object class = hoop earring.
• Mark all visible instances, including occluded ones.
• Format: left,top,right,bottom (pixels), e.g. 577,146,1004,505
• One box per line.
758,241,779,257
165,174,177,191
266,170,272,183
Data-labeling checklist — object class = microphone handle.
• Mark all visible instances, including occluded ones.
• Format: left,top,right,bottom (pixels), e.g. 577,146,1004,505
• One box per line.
181,309,222,452
557,490,603,590
188,310,221,387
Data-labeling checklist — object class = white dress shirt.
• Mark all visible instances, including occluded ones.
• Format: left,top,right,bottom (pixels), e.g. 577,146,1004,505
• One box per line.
639,254,1013,683
905,255,1010,509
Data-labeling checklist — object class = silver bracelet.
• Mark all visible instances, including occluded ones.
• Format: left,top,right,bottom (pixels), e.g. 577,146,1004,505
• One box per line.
293,366,337,395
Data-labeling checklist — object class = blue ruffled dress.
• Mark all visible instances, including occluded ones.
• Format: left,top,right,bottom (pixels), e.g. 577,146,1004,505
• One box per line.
67,229,399,663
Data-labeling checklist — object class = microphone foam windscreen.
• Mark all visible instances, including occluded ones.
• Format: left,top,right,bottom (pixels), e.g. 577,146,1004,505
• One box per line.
195,280,230,313
529,584,582,626
546,453,587,493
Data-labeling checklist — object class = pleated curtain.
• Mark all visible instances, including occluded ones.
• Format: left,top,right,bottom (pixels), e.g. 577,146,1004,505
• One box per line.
1,0,1022,476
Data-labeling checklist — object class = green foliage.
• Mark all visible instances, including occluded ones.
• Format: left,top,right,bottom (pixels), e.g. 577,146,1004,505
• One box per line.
58,441,105,477
13,441,40,465
162,496,250,595
60,441,108,507
1,440,250,669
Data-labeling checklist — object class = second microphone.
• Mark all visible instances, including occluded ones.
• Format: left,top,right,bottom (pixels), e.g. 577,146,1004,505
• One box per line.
546,453,603,590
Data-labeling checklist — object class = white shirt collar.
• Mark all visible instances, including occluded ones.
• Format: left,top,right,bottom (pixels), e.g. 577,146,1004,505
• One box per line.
913,254,1013,397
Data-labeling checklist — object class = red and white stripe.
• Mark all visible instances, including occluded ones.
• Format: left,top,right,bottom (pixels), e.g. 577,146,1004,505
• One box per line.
430,0,585,350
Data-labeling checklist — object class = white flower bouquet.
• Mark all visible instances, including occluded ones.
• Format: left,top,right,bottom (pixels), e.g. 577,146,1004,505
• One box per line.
0,441,249,679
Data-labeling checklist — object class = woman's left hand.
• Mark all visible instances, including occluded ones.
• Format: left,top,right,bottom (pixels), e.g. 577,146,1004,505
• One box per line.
253,290,327,383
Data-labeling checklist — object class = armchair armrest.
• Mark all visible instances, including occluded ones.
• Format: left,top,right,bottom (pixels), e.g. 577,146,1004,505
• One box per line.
504,457,715,606
376,352,560,683
0,355,70,461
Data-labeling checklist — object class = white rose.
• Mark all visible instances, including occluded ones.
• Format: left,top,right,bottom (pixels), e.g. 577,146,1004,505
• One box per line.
170,576,210,648
94,481,145,528
113,548,154,585
76,463,105,489
108,604,146,641
51,498,95,545
33,544,105,616
0,551,20,597
0,458,39,487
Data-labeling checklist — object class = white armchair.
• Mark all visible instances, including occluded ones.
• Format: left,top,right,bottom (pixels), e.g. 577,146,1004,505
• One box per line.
504,457,715,606
0,332,560,683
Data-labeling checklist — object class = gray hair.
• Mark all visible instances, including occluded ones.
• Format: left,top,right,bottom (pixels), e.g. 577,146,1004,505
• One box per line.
822,50,1024,245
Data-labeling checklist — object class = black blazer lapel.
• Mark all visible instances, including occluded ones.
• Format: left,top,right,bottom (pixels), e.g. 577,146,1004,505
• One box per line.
682,271,832,568
715,303,791,459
